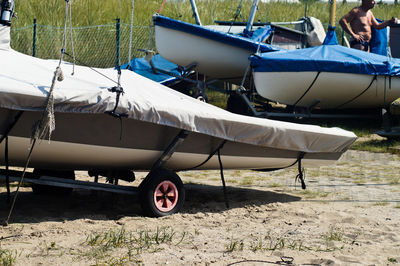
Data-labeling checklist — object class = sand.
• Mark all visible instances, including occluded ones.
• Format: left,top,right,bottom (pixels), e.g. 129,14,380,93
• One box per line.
0,150,399,265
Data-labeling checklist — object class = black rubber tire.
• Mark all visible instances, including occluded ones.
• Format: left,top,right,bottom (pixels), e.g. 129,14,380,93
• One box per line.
31,169,75,195
139,168,185,217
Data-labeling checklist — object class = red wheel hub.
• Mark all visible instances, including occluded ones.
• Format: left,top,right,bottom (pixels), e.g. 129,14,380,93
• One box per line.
154,181,178,212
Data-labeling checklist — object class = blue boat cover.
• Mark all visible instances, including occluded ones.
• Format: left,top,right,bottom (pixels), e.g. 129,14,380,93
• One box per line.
370,19,388,56
246,26,274,43
250,44,400,76
153,14,281,53
322,26,338,45
120,54,180,85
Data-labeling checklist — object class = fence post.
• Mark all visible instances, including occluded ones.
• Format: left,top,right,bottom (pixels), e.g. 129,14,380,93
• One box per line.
116,18,120,68
32,18,37,57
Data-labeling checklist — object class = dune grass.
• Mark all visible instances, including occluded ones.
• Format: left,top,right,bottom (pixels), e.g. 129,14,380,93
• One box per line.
13,0,399,27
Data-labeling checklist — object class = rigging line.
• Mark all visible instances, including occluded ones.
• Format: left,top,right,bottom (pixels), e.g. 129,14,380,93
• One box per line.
157,0,168,14
128,0,135,69
59,0,71,66
3,139,37,226
176,140,227,172
5,137,10,201
4,67,63,226
119,0,122,22
0,111,24,145
335,75,377,109
228,0,244,33
292,72,320,108
63,51,119,85
217,148,229,209
68,0,76,75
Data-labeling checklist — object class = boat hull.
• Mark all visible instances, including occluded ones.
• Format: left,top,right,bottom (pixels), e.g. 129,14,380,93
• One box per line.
0,108,341,171
155,25,251,82
253,71,400,109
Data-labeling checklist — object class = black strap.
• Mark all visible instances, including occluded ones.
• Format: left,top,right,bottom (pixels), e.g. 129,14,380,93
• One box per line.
335,75,377,109
295,152,306,190
5,137,10,202
177,140,227,171
293,72,320,107
218,148,229,209
0,111,24,145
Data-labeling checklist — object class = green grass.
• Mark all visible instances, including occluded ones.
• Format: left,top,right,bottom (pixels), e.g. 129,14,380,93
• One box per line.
351,139,400,153
82,226,191,264
13,0,400,28
0,248,17,266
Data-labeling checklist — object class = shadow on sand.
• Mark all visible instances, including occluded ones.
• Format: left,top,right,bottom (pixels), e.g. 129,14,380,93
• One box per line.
0,183,300,224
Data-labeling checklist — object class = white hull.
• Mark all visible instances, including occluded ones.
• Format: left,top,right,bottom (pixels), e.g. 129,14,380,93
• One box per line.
0,109,346,172
155,25,251,81
253,71,400,109
0,136,332,171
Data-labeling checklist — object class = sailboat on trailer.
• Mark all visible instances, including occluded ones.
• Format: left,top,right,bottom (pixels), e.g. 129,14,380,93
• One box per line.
0,1,356,217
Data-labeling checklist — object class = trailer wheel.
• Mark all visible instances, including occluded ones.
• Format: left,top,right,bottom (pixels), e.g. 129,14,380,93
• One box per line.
31,169,75,195
139,168,185,217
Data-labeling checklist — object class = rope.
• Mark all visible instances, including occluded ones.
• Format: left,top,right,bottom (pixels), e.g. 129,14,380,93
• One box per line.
5,137,10,202
157,0,168,14
59,0,70,65
177,140,227,172
292,72,320,107
68,0,76,75
335,75,377,109
3,1,70,225
63,51,119,85
3,138,37,226
31,67,62,142
295,152,306,189
228,0,244,33
218,148,229,209
128,0,135,69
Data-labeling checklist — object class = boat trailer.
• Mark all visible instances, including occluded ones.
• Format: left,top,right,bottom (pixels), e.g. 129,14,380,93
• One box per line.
0,129,231,220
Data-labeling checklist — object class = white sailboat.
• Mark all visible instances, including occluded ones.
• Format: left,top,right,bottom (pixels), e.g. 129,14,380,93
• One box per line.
0,1,356,216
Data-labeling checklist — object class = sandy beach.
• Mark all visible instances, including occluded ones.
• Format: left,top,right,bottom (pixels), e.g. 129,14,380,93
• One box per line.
0,149,399,265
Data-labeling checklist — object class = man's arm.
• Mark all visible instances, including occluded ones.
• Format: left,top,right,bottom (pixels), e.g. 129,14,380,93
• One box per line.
371,13,397,29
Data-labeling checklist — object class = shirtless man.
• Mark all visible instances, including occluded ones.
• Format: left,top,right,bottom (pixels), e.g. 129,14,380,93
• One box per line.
339,0,397,51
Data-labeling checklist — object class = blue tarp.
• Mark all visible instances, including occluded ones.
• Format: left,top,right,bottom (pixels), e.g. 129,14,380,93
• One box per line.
153,14,281,53
120,54,181,85
250,44,400,76
322,26,338,45
370,19,388,56
246,26,274,43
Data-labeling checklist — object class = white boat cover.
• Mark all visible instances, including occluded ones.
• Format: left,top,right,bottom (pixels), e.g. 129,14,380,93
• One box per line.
0,26,356,154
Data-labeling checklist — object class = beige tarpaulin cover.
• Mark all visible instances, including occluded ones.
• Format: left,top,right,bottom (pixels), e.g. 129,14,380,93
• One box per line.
0,26,356,153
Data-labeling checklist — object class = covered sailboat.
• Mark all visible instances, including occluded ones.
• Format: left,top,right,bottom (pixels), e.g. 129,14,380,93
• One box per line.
0,29,355,170
0,4,356,216
250,38,400,109
153,14,280,83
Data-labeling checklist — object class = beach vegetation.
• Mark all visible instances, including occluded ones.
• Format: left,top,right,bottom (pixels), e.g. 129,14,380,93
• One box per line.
225,238,244,252
297,189,329,199
83,226,191,263
0,248,17,266
12,0,399,28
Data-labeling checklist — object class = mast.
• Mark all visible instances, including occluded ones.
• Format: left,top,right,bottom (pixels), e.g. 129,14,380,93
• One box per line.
329,0,336,27
244,0,259,36
189,0,201,26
